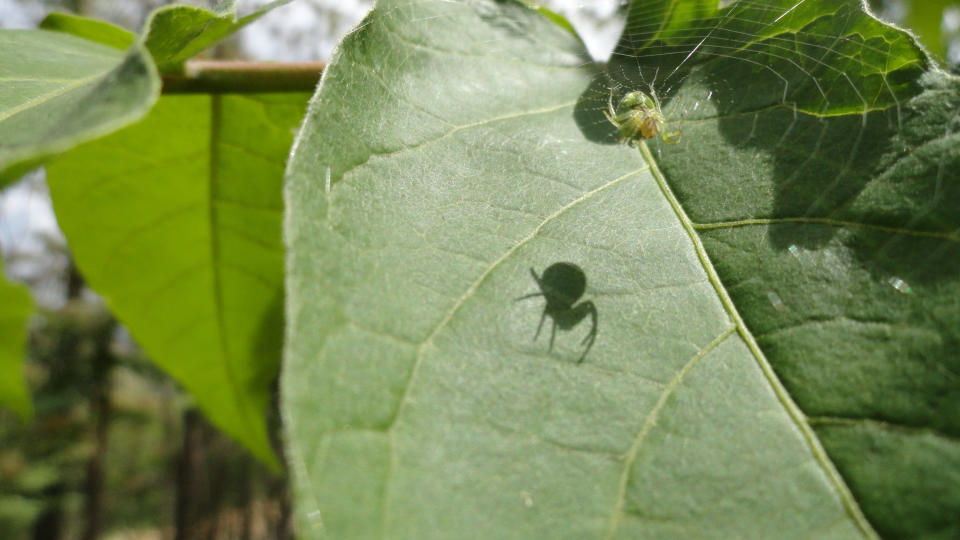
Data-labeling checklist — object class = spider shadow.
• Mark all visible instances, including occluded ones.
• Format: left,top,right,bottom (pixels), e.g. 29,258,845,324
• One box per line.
515,262,598,363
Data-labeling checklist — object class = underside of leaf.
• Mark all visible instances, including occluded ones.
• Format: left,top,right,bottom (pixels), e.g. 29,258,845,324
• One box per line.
283,1,958,537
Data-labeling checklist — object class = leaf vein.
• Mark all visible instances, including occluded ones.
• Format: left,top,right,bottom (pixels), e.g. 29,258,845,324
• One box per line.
641,143,878,537
693,217,960,244
603,325,736,539
807,416,960,444
337,100,578,184
0,72,104,123
378,165,649,535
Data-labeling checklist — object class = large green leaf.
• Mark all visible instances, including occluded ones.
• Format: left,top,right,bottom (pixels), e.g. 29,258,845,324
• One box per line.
46,93,310,466
0,255,33,420
283,0,958,537
0,30,158,186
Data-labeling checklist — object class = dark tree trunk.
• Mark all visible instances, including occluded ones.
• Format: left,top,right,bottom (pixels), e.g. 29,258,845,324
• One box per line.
80,354,113,540
175,409,203,540
239,459,252,539
31,482,67,540
272,474,293,540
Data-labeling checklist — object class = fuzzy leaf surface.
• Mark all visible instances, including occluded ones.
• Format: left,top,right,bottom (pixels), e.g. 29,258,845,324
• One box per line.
142,0,293,73
0,30,158,185
284,0,957,537
0,1,293,185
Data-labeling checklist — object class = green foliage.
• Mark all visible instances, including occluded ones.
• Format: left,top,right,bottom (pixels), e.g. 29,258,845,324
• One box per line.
0,0,298,465
39,12,136,50
659,69,960,538
874,0,960,66
0,256,33,420
283,0,958,538
0,302,116,536
0,31,158,186
0,0,291,186
0,303,276,538
46,93,309,467
141,0,292,73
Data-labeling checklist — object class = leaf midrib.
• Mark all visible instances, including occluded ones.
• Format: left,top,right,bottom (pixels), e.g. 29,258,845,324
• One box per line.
0,72,103,124
638,141,878,538
207,93,262,454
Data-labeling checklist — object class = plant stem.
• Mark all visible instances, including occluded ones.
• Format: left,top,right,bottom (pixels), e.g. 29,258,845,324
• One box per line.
162,61,325,94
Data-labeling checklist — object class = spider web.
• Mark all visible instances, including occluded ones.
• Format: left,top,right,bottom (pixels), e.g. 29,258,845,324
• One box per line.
575,1,924,149
571,0,939,237
611,0,925,113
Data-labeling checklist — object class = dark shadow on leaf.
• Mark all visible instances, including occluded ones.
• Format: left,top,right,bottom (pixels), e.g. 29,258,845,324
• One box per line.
252,288,285,391
516,262,598,363
573,72,620,145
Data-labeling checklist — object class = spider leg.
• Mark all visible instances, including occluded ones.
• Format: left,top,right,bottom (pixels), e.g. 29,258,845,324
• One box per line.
602,105,617,130
661,129,683,144
603,88,620,133
515,268,544,301
577,301,598,363
529,267,541,286
548,318,557,352
533,309,547,342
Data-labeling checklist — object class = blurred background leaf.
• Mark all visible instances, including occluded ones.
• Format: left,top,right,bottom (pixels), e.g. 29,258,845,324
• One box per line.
46,92,310,467
0,255,33,420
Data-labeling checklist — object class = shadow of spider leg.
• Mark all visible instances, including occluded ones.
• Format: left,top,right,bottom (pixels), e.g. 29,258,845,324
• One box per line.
552,300,598,363
516,263,598,363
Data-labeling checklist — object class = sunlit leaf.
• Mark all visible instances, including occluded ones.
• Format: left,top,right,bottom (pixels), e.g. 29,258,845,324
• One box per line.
38,12,136,50
283,0,958,537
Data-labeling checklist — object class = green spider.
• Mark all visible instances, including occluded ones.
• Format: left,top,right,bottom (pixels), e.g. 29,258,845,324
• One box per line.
603,85,682,146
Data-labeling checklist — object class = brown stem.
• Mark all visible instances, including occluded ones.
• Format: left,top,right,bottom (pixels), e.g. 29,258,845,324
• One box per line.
162,61,325,94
